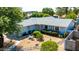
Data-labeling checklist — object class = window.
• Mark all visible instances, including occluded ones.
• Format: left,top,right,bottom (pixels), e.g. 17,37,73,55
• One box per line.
45,25,48,30
55,27,59,31
52,26,54,30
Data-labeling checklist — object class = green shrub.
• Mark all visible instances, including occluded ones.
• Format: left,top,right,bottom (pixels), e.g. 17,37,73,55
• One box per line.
59,34,63,38
51,32,59,37
41,30,59,37
32,31,43,41
64,32,69,38
40,40,58,51
66,12,76,20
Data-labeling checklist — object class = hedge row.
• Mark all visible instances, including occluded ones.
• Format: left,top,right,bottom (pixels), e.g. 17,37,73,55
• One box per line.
41,30,59,37
41,30,69,38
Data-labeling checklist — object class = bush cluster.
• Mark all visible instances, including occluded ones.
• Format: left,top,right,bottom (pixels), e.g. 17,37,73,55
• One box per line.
40,40,58,51
64,32,69,38
41,30,59,37
32,31,43,41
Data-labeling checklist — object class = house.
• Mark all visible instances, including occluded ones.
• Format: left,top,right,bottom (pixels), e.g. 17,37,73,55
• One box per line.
74,18,79,28
53,14,59,18
76,18,79,25
18,17,74,36
26,11,37,17
8,17,75,39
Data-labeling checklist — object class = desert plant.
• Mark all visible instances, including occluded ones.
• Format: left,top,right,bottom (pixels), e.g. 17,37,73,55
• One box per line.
32,31,43,41
40,40,58,51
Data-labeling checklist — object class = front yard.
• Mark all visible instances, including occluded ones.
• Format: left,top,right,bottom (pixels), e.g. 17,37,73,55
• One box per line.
16,34,64,51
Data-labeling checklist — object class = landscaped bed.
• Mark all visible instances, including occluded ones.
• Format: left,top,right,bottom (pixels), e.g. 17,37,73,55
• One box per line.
16,34,64,51
4,40,16,48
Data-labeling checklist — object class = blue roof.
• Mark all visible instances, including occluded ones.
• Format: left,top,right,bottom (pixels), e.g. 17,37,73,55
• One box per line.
19,17,73,27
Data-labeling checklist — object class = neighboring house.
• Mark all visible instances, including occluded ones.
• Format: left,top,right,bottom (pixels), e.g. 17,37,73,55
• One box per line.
76,18,79,25
53,14,59,18
8,17,75,39
26,11,37,17
61,14,66,19
74,18,79,28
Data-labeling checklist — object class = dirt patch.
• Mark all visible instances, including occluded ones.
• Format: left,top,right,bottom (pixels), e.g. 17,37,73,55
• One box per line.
16,34,64,51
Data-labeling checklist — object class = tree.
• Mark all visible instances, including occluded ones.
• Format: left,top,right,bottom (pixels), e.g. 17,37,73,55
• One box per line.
56,7,69,16
40,40,58,51
43,14,49,17
73,7,79,15
0,7,24,48
23,12,27,19
31,12,39,17
32,31,43,41
62,7,69,15
56,7,70,18
56,7,64,16
31,12,49,17
42,8,54,16
66,11,76,20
